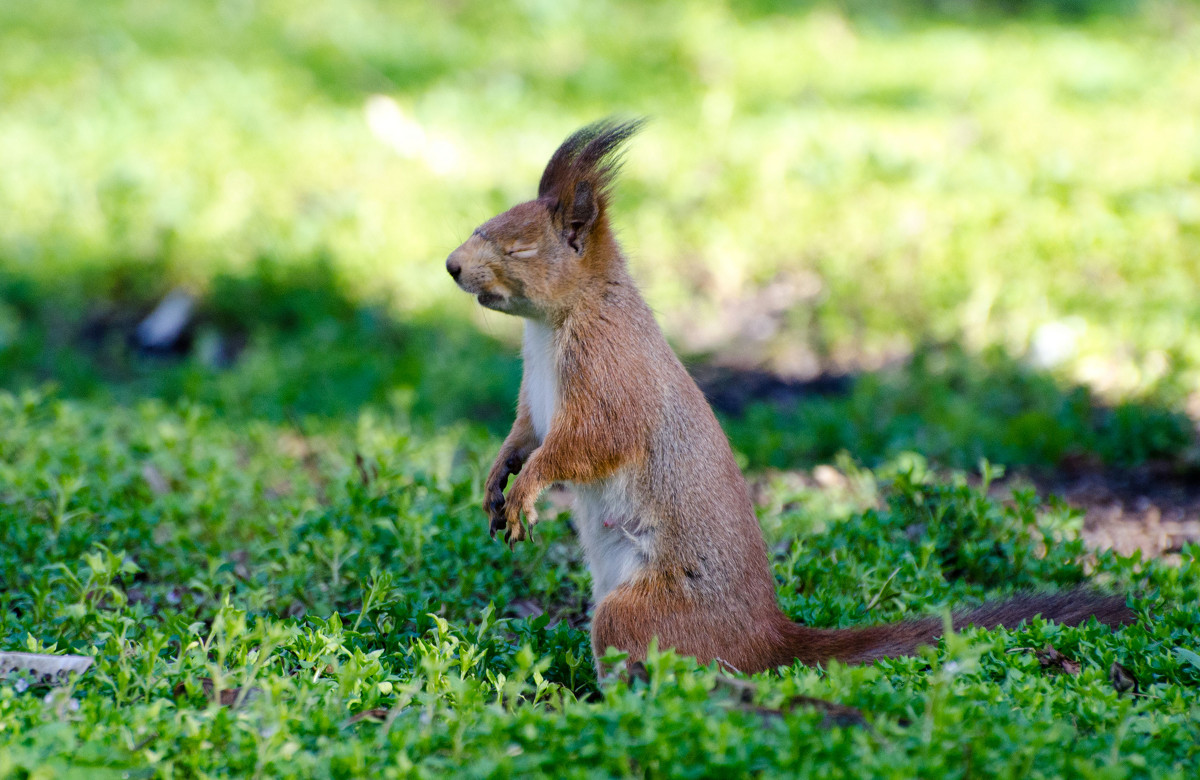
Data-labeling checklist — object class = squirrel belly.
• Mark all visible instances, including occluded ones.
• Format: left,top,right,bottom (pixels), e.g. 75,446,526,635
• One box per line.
446,118,1136,674
573,470,652,603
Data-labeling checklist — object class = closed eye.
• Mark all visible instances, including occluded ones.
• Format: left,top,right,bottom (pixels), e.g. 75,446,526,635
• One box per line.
506,246,538,259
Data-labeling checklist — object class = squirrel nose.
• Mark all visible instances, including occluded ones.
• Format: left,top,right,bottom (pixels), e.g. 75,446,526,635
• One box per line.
446,257,462,280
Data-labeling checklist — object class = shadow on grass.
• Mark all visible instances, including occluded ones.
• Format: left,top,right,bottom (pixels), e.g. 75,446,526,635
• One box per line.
710,346,1195,472
1,253,1193,472
0,254,522,436
731,0,1142,25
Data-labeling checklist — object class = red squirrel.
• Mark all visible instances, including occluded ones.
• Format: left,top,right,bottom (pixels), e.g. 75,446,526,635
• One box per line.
445,119,1134,673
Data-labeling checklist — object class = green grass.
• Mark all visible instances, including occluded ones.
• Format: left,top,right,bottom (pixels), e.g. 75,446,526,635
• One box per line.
1,388,1198,777
2,0,1200,777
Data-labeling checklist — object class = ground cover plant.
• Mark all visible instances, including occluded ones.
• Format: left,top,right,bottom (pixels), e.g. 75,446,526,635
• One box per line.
2,0,1199,777
1,389,1198,778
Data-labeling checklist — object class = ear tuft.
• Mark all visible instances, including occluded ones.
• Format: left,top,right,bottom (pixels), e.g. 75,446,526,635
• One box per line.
537,117,646,252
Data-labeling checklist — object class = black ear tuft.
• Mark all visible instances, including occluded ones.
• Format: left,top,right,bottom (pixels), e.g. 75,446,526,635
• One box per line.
537,117,647,204
537,117,645,254
537,115,643,252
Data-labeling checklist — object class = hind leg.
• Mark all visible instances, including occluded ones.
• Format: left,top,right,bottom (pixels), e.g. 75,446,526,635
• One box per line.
590,579,765,674
591,585,655,673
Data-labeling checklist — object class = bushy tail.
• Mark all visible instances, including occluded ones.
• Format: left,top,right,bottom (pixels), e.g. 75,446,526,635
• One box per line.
776,589,1135,667
956,590,1134,634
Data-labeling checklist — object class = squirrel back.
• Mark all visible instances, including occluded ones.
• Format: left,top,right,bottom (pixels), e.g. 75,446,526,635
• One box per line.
446,119,1134,673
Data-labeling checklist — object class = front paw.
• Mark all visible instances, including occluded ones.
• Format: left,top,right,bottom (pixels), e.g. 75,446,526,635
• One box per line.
503,499,537,549
484,485,507,539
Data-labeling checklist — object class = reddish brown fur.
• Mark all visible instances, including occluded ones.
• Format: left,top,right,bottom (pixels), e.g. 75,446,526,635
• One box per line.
446,119,1135,674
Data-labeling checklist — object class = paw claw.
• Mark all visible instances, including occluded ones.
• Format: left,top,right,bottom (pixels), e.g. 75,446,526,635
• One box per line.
484,488,509,540
503,517,527,549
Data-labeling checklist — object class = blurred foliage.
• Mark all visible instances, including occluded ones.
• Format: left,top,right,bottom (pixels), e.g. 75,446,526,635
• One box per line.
2,0,1199,409
736,0,1147,22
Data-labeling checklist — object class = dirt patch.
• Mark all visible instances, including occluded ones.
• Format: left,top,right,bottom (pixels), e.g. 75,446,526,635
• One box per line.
692,358,1199,561
1001,458,1200,562
740,457,1200,563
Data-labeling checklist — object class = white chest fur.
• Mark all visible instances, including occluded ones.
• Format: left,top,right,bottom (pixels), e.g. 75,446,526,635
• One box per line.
522,320,559,442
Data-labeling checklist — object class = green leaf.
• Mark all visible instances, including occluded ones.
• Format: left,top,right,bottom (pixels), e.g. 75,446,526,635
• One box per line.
1173,646,1200,671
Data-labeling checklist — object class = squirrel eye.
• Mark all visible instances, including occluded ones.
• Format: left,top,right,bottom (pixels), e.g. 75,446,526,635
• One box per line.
507,247,538,260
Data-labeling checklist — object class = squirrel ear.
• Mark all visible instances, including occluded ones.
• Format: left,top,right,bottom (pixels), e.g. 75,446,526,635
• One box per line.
564,181,597,254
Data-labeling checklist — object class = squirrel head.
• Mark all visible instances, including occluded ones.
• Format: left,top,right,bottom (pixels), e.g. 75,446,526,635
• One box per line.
447,118,645,319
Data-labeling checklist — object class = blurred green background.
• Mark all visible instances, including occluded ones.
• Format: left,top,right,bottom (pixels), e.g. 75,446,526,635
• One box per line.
2,0,1198,471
